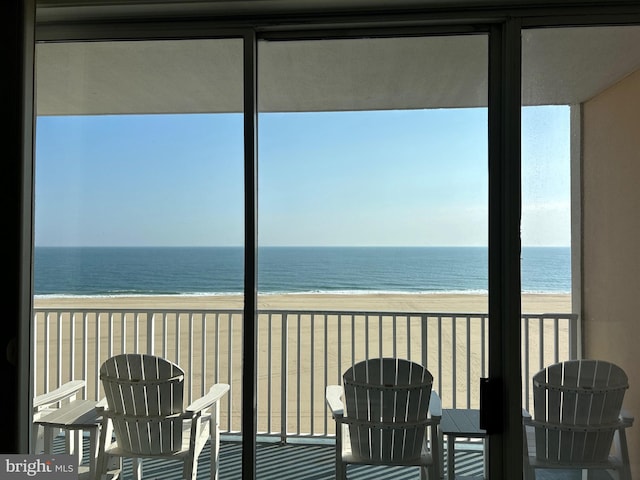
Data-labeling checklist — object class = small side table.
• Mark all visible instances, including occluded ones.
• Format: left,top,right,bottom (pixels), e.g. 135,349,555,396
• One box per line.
34,399,101,480
440,409,487,480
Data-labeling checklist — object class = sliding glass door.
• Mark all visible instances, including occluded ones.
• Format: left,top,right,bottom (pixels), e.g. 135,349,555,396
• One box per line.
257,33,489,478
34,37,246,473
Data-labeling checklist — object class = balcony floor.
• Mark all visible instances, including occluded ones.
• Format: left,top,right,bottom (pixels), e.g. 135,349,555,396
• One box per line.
216,440,484,479
214,441,613,480
58,435,614,479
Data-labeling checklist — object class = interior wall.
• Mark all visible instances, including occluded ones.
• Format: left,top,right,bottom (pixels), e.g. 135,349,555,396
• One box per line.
582,67,640,476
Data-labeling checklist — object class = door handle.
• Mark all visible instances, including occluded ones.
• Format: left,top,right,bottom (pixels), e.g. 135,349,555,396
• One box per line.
479,377,502,434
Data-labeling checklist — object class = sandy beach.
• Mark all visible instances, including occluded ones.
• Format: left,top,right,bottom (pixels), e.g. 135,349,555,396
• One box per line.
34,292,571,313
33,292,572,434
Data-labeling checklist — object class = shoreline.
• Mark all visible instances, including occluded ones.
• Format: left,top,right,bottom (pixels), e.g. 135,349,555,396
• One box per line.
33,291,571,313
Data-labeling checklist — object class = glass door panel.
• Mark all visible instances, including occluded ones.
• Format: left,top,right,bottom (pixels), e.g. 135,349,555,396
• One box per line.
521,25,640,478
257,34,488,478
34,38,245,471
519,100,572,409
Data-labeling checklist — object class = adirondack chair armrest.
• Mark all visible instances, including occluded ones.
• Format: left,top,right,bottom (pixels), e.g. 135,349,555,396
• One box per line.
95,397,108,413
428,390,442,419
186,383,230,413
619,408,634,427
33,380,85,410
326,385,344,418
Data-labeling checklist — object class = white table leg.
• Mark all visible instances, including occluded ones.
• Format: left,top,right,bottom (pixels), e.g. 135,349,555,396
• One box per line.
88,426,99,479
448,435,455,480
43,426,55,454
65,429,83,466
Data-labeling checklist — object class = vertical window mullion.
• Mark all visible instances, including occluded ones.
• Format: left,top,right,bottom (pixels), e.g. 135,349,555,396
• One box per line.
487,18,522,480
242,29,259,480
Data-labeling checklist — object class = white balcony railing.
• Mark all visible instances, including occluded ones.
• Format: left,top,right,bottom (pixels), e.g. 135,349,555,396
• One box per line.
33,308,578,442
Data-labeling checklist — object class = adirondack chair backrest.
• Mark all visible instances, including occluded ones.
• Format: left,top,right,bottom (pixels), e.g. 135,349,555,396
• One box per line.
100,354,186,455
532,359,628,464
342,358,433,463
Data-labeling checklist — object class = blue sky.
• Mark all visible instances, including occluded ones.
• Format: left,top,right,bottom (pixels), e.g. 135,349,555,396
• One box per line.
35,105,570,247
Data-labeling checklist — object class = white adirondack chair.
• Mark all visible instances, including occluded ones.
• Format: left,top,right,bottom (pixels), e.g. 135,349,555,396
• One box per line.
96,354,229,480
523,359,634,480
32,379,86,453
326,357,442,480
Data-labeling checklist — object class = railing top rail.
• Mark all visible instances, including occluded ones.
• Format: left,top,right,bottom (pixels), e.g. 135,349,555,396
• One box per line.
33,308,243,314
33,307,577,320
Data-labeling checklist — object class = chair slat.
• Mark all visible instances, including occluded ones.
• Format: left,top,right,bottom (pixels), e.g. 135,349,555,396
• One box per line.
143,355,161,416
404,425,422,459
391,427,406,461
602,388,625,424
561,361,579,425
381,359,398,423
138,421,153,454
547,364,563,424
405,384,423,424
575,360,596,424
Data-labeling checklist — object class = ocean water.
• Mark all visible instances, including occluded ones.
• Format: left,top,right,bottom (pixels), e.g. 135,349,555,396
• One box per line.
33,246,570,298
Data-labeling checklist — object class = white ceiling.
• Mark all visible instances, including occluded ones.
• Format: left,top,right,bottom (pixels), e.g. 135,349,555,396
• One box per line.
35,24,640,115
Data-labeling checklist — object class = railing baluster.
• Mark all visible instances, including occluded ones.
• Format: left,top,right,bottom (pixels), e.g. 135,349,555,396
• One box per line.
554,316,559,364
162,313,168,359
350,314,355,369
310,314,314,435
56,312,62,388
466,315,471,408
175,313,181,365
437,315,443,404
147,312,155,356
133,312,139,354
188,312,194,404
407,315,411,360
538,316,544,372
94,313,101,400
33,312,39,396
296,314,301,436
337,314,342,385
30,312,40,395
267,313,272,435
452,314,457,407
69,312,75,384
281,313,288,442
365,314,370,361
420,314,427,371
201,313,206,398
482,314,487,378
323,313,328,437
83,312,88,400
214,313,220,385
108,312,114,359
378,314,383,358
121,312,126,354
227,313,233,432
524,316,530,412
392,314,397,359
